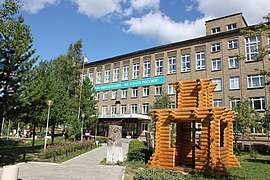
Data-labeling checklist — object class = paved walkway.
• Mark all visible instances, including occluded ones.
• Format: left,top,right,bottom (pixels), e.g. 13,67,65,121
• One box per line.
0,139,130,180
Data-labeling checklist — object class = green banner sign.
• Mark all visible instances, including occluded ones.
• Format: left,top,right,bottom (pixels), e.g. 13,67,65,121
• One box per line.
94,76,166,91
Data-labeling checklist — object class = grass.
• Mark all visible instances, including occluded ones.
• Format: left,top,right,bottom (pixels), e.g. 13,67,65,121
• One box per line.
125,152,270,180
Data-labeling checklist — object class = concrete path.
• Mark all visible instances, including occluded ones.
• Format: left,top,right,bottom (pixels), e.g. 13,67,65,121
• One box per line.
0,139,130,180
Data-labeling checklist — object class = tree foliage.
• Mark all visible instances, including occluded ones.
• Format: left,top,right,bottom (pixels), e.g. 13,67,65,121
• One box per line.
0,0,38,133
151,93,171,109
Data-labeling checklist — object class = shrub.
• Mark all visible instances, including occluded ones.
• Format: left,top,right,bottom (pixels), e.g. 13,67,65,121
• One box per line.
127,140,148,162
95,136,108,143
133,168,183,180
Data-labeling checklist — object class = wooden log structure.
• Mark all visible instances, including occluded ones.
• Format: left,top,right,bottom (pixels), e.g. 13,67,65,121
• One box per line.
148,78,240,174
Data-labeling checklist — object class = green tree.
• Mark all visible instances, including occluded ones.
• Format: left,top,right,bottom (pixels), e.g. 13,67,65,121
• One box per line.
262,107,270,140
0,0,38,134
151,93,171,109
233,100,261,138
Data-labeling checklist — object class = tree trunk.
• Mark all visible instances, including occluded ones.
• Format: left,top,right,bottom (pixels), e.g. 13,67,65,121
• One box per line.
50,121,55,145
32,123,36,147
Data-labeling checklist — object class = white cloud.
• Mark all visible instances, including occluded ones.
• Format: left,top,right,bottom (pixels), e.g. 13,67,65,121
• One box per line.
71,0,125,18
185,5,193,12
130,0,159,11
124,11,207,44
21,0,60,14
197,0,270,25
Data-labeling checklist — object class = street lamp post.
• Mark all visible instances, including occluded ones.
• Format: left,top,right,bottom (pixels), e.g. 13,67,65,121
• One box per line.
81,113,85,143
44,100,53,152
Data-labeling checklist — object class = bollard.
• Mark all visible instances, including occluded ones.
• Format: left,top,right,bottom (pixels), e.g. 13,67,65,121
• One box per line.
23,149,27,162
65,149,68,157
53,152,56,162
0,154,3,164
1,165,20,180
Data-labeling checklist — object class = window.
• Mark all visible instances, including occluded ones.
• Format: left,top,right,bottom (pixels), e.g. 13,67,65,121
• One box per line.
131,104,138,114
250,97,265,111
196,51,206,70
228,56,239,68
132,88,138,98
121,89,127,98
227,23,237,31
111,105,116,114
104,69,110,83
169,102,176,109
211,43,221,52
132,64,139,79
82,73,86,81
230,98,240,109
211,27,220,34
143,61,151,77
229,76,240,90
113,67,119,82
143,86,149,97
89,72,94,82
120,105,127,114
213,99,222,107
168,56,176,74
95,92,99,101
212,58,221,71
141,122,148,132
142,103,149,114
96,71,102,84
155,58,163,75
155,85,162,95
181,54,190,72
228,39,238,49
122,65,129,80
111,90,117,100
168,84,175,95
103,91,108,100
212,78,222,91
246,36,260,62
247,75,264,88
102,106,107,115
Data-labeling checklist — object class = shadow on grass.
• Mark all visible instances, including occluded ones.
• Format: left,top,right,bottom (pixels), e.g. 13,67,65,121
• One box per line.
246,158,270,164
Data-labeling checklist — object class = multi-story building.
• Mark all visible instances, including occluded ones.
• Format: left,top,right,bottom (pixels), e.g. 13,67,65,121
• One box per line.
85,13,269,138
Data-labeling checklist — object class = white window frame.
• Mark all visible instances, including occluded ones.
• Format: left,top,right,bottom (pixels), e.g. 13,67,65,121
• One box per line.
103,91,108,100
228,39,238,49
155,85,162,95
111,105,116,115
113,67,119,82
229,98,240,109
169,102,176,109
104,69,110,83
196,51,206,70
120,105,126,114
132,63,140,79
142,103,149,114
111,90,117,100
227,23,237,31
181,54,190,72
229,76,240,90
211,27,220,34
168,84,175,95
102,106,107,115
213,99,222,107
168,56,176,74
131,88,138,98
122,65,129,80
89,72,94,82
143,61,151,77
212,78,222,91
121,89,127,99
131,104,138,114
228,56,239,69
95,92,99,101
245,36,260,62
143,86,149,97
96,71,102,84
250,97,265,111
247,75,264,88
141,122,148,132
155,58,163,75
212,58,221,71
211,43,221,52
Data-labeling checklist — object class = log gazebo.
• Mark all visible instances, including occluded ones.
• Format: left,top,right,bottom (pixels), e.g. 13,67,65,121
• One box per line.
148,78,240,174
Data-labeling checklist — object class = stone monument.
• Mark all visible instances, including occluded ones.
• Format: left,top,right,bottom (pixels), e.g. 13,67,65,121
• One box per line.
106,125,123,164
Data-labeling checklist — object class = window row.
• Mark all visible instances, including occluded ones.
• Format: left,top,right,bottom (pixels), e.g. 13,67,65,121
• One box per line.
214,97,265,111
101,102,176,115
211,23,237,34
96,85,176,101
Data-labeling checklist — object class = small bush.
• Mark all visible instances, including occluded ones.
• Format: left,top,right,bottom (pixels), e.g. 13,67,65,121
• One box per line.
127,140,147,162
96,136,108,143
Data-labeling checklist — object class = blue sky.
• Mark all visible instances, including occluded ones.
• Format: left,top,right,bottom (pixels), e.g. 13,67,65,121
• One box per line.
3,0,270,63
